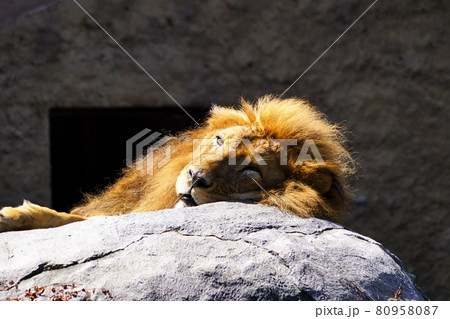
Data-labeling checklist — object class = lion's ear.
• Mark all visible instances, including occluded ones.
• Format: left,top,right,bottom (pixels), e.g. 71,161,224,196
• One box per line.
207,106,250,129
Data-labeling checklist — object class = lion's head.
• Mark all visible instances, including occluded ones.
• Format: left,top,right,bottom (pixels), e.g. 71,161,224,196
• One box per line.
175,124,288,206
139,96,354,222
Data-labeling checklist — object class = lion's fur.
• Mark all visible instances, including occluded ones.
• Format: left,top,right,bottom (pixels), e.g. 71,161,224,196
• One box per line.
71,95,355,222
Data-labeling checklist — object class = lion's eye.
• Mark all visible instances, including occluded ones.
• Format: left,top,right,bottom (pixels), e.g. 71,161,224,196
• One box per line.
244,165,260,173
241,165,262,179
215,135,224,146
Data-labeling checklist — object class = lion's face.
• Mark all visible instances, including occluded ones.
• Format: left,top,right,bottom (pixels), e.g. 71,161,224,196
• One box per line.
175,125,288,207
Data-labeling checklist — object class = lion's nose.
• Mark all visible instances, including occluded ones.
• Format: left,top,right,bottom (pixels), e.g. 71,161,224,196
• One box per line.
187,168,212,188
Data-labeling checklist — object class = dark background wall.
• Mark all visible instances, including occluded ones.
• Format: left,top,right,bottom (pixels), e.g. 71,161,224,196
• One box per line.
0,0,448,300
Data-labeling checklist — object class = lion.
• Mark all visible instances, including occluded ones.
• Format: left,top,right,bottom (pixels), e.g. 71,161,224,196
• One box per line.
0,96,355,232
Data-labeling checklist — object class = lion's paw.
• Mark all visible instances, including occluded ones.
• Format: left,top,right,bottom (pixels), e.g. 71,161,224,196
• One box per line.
0,200,36,232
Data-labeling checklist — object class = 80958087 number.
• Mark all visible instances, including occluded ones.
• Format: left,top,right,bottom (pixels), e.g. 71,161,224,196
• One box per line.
376,305,438,316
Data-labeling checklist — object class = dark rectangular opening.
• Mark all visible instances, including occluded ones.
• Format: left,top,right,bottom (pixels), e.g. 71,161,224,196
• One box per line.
49,107,208,212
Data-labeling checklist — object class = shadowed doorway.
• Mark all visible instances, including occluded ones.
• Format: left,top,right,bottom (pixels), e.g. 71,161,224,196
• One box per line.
49,107,207,212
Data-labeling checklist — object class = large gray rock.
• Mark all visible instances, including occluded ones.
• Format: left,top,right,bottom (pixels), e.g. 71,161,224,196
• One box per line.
0,202,426,301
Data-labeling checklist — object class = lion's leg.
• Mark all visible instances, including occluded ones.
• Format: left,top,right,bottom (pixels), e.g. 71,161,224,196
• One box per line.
0,200,87,232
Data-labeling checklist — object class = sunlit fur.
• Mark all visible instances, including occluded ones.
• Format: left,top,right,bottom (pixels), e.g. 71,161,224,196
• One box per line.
71,95,355,222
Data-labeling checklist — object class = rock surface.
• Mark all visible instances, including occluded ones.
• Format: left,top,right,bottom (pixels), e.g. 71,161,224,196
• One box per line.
0,202,426,301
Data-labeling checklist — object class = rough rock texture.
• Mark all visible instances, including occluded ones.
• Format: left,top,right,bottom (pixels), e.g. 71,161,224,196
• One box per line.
0,202,427,301
0,0,448,299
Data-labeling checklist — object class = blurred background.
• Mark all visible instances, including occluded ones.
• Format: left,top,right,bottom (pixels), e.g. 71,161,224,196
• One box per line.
0,0,448,300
